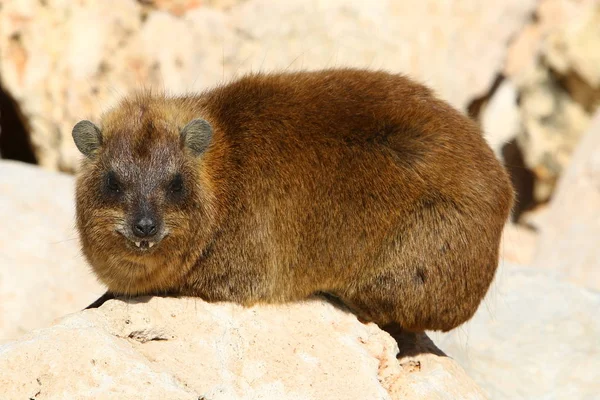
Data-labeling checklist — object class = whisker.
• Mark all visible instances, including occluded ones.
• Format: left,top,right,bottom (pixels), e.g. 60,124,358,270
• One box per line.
49,237,80,244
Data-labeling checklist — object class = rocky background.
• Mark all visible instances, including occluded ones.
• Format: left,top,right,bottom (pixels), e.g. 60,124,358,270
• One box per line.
1,0,599,399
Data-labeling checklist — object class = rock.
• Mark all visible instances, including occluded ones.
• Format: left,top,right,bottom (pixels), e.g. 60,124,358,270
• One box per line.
532,111,600,290
0,160,104,343
0,296,488,400
516,63,591,202
431,262,600,400
481,80,522,157
1,0,235,171
517,204,551,232
138,0,204,17
500,223,538,266
140,0,245,15
504,0,600,82
0,0,536,172
544,3,600,90
228,0,535,111
503,0,600,203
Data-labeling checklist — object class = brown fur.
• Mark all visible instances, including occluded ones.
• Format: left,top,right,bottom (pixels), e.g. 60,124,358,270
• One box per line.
74,68,513,332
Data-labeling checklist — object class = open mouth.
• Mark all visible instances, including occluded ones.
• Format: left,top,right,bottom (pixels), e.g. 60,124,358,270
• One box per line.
115,229,165,252
134,240,155,250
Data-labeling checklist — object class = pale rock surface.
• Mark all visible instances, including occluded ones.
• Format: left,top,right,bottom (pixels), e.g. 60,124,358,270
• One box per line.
141,0,245,15
0,296,487,400
516,64,591,201
517,204,550,232
533,111,600,290
542,1,600,90
499,223,537,266
0,0,536,172
0,160,104,343
481,80,521,157
504,0,600,82
431,262,600,400
503,0,600,202
227,0,535,112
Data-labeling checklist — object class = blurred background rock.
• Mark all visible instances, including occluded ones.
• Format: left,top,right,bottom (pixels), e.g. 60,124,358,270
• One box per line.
0,1,599,399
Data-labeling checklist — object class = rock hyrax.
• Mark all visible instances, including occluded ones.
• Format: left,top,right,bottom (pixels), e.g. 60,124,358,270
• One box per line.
73,68,513,332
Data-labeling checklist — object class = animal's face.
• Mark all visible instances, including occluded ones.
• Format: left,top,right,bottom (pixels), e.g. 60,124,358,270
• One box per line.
72,105,215,293
87,137,188,253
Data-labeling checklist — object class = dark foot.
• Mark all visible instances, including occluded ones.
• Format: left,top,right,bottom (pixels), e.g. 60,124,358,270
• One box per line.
382,323,446,358
85,291,115,309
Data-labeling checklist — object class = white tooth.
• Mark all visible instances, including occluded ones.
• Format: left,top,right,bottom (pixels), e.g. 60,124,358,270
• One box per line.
135,242,141,247
148,242,155,248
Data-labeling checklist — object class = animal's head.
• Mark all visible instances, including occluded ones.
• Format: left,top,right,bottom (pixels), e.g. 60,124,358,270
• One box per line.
72,96,216,293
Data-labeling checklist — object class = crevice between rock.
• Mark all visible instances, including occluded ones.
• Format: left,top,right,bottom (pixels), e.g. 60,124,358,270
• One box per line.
0,82,37,164
550,67,600,114
467,73,537,223
501,139,536,222
467,74,505,121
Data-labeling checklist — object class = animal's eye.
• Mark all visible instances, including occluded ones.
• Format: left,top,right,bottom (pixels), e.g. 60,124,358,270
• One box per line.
106,172,121,193
169,175,183,193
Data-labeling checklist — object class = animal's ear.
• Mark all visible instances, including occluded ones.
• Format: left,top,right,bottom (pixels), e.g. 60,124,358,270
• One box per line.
180,118,213,156
72,120,102,159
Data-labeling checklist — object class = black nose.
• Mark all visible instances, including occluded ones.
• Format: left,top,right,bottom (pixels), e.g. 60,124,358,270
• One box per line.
133,217,157,238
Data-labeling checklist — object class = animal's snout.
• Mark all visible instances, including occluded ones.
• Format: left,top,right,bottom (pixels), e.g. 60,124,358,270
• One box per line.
133,216,157,238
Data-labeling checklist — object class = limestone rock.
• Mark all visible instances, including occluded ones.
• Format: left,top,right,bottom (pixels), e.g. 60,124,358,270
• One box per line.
138,0,205,17
543,2,600,90
0,0,536,172
140,0,245,15
431,263,600,400
500,223,538,266
533,111,600,290
481,80,521,157
0,0,233,171
517,204,550,232
504,0,600,83
0,296,487,400
228,0,535,111
503,0,600,203
0,160,104,343
516,63,591,202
